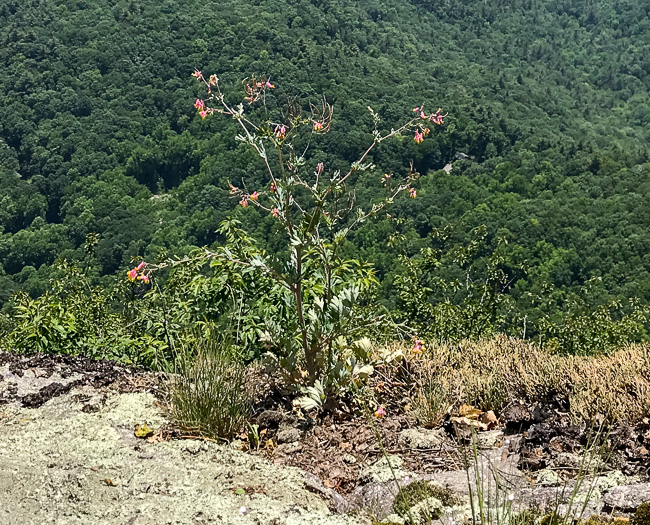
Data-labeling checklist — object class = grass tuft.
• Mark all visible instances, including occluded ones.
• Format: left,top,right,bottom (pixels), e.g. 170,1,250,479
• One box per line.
167,335,252,441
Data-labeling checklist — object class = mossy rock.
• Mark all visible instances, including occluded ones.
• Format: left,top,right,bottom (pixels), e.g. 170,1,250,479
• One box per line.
393,480,458,519
579,516,608,525
540,512,562,525
632,502,650,525
511,509,543,525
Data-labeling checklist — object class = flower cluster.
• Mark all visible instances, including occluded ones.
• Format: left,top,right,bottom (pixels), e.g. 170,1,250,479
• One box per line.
274,124,286,139
191,70,221,119
193,98,214,119
374,406,386,418
412,105,446,142
381,172,392,186
127,261,149,284
243,76,275,104
411,338,426,353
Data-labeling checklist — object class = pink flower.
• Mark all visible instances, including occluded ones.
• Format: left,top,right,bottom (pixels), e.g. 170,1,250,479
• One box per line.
271,207,280,218
270,183,276,193
412,104,423,113
275,124,286,139
265,80,275,89
431,108,445,125
375,406,386,418
209,74,218,86
410,187,417,199
423,127,431,137
250,191,260,201
412,338,425,352
240,196,249,208
199,110,208,119
127,261,149,283
316,162,324,175
191,70,203,79
420,111,426,119
194,99,205,110
313,121,323,131
414,131,424,144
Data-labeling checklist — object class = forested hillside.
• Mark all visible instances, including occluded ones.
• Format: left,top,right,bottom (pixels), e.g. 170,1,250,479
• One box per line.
2,0,650,345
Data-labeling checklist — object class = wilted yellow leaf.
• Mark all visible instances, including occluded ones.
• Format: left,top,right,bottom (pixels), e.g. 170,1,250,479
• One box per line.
459,404,482,419
134,423,154,439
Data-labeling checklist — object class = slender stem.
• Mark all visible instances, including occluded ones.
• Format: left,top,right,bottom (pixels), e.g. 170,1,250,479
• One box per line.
293,245,314,382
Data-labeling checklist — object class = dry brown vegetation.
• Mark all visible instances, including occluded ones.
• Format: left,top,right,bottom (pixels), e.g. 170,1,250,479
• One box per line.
376,336,650,425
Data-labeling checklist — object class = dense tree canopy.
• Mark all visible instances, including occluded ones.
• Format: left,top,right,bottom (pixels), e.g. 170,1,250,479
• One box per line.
1,0,650,343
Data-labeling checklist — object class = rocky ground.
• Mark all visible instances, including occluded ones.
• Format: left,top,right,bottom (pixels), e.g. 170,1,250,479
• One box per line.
1,351,649,524
0,353,361,524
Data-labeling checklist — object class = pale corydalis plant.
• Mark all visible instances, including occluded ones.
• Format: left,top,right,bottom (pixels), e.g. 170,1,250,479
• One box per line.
187,71,446,386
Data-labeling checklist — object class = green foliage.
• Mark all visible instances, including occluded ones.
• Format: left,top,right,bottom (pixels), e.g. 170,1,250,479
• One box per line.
538,297,649,355
167,334,252,440
1,0,650,357
2,260,139,361
395,226,515,343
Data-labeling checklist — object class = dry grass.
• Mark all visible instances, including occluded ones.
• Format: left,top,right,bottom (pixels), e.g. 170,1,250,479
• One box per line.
378,336,650,425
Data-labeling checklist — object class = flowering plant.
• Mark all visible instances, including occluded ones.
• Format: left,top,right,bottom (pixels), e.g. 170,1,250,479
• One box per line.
191,71,444,389
144,71,446,392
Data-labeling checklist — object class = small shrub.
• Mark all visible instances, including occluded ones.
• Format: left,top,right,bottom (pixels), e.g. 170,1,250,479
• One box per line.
168,335,252,440
156,71,448,397
3,260,140,362
579,516,608,525
538,296,649,357
463,372,509,414
540,513,561,525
